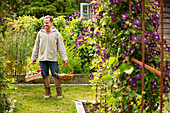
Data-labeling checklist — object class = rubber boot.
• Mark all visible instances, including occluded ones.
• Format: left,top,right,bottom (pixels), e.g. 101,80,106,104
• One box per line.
56,87,63,98
44,87,51,99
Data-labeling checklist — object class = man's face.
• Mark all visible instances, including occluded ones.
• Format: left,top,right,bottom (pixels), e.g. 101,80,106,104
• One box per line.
44,19,53,30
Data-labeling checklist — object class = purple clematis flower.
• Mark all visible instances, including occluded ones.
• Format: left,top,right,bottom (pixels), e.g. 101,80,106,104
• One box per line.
131,36,139,43
146,53,152,60
152,49,158,55
133,63,139,68
144,101,150,107
163,87,169,97
131,5,135,11
109,11,115,17
153,32,160,41
0,18,5,22
121,13,128,20
112,17,117,22
131,81,138,88
88,73,94,79
121,41,126,48
75,35,85,49
135,73,142,80
136,1,142,9
83,27,88,32
128,77,134,84
90,27,94,31
133,18,141,27
141,37,148,43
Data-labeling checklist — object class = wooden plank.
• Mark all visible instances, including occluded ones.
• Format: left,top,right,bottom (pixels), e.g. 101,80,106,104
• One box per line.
159,19,170,23
164,8,170,13
158,24,170,28
75,100,86,113
158,29,170,34
163,13,170,18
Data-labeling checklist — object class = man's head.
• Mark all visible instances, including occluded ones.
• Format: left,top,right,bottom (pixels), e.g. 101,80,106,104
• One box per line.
44,15,53,31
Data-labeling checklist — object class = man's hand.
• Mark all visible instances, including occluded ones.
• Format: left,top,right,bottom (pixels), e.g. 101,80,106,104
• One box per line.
63,61,68,65
32,60,36,64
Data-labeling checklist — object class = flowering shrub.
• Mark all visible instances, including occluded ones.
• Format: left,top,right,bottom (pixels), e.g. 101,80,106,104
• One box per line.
73,0,169,112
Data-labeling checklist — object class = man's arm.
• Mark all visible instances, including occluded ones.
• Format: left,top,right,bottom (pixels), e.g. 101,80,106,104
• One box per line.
57,31,68,65
31,32,40,63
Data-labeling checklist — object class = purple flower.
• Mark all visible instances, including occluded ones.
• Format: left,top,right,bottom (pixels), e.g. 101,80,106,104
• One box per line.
144,101,150,107
152,80,158,86
96,49,100,54
101,88,105,91
75,35,85,48
151,84,157,90
121,13,128,20
79,19,83,24
137,27,141,31
147,7,153,12
96,44,101,49
8,6,12,11
136,1,142,9
146,53,152,60
112,17,117,22
141,37,148,43
152,12,159,19
101,49,107,56
131,36,139,43
131,81,138,88
70,32,75,37
99,11,105,18
163,87,169,96
133,18,141,27
128,77,134,84
0,18,5,22
121,41,126,48
153,32,160,41
83,27,88,32
90,27,94,31
135,73,142,80
133,63,139,68
131,5,135,11
95,32,100,36
152,49,158,55
109,11,115,17
99,74,102,78
165,47,170,52
121,24,129,29
163,79,169,86
88,73,94,79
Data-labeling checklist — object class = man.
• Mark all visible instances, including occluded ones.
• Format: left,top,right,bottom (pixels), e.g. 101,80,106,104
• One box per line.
31,15,68,99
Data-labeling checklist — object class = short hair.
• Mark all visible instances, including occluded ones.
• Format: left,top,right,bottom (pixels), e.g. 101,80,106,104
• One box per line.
44,15,53,22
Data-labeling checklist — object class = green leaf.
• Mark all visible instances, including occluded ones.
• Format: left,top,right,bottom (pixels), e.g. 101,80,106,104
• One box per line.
120,63,129,73
108,57,116,65
107,97,116,105
101,74,112,83
124,66,134,74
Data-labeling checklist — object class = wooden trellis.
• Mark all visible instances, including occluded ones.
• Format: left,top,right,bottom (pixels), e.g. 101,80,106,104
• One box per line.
93,0,166,112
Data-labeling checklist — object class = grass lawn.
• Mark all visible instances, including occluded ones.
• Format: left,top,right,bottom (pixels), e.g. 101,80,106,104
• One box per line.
11,85,95,113
11,85,170,113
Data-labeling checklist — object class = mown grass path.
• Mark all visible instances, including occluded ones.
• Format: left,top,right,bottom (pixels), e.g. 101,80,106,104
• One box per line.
11,85,95,113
